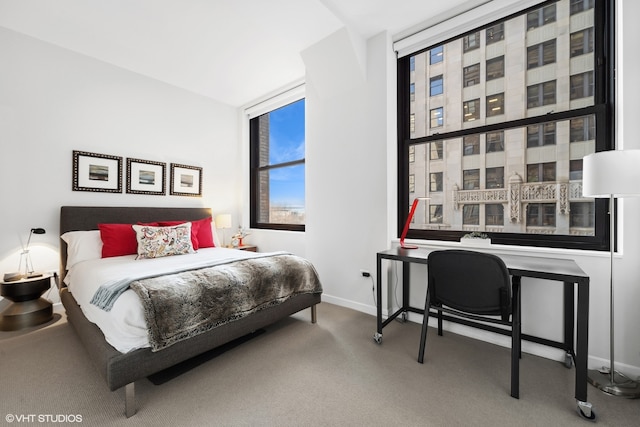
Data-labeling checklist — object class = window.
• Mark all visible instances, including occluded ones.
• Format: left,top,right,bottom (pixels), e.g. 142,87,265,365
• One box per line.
486,22,504,44
570,202,595,227
571,0,595,14
463,99,480,122
463,31,481,52
430,45,443,64
486,131,504,153
571,28,594,57
527,80,556,108
430,75,443,96
486,93,504,117
463,204,480,225
527,162,556,182
409,145,415,162
486,56,504,81
486,167,504,189
430,172,443,192
410,83,415,101
430,141,443,160
527,122,556,147
399,0,612,251
570,71,594,100
463,169,480,190
430,107,444,128
527,40,556,69
430,205,443,223
527,203,556,227
463,64,480,87
486,204,504,226
570,115,596,142
409,174,415,193
527,4,556,30
463,135,480,156
250,97,305,231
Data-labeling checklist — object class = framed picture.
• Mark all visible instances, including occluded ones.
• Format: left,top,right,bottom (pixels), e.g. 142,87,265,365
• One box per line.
126,158,166,195
170,163,202,197
72,150,122,193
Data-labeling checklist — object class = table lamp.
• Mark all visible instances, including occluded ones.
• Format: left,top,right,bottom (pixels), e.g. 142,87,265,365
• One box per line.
215,214,232,248
399,197,429,249
583,149,640,398
18,227,46,279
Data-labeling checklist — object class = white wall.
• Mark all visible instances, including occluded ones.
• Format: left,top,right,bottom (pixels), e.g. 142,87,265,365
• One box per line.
0,27,240,303
297,0,640,377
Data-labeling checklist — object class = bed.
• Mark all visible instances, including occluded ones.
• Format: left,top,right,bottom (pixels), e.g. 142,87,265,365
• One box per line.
58,206,322,417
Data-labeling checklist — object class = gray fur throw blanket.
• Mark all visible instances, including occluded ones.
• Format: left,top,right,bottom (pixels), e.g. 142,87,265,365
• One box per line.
129,253,322,352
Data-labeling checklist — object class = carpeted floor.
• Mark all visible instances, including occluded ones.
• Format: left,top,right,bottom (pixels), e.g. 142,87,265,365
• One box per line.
1,302,638,426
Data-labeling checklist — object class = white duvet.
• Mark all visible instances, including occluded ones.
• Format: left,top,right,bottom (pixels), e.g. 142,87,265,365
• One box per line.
66,247,268,353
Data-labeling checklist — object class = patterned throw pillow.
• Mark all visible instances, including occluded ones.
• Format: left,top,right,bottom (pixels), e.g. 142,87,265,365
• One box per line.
132,223,195,259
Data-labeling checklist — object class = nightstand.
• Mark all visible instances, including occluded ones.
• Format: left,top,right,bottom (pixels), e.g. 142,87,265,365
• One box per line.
237,244,257,252
0,274,53,331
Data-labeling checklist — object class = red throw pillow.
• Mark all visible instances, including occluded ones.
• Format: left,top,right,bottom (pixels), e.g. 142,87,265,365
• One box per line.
158,217,215,249
98,223,138,258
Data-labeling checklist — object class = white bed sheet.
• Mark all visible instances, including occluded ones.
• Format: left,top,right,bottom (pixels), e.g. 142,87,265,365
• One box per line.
66,247,267,353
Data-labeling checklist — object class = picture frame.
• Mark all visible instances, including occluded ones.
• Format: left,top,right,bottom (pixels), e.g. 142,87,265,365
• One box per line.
126,158,166,195
170,163,202,197
72,150,123,193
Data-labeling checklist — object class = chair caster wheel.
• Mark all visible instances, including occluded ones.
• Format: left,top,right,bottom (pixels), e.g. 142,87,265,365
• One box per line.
373,333,382,344
564,353,573,369
577,401,596,421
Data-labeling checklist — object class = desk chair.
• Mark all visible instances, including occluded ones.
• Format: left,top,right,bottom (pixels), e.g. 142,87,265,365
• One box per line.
417,249,522,398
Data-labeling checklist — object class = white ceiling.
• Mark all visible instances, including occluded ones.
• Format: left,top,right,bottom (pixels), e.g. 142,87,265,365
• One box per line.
0,0,478,106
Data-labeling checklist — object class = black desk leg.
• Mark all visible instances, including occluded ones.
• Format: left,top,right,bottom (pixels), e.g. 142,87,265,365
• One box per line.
575,279,589,402
375,254,383,343
563,281,575,368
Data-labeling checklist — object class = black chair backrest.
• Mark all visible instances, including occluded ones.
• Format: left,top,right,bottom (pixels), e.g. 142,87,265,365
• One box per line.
428,250,512,321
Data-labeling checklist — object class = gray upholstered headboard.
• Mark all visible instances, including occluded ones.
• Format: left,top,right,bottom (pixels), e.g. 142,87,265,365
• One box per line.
59,206,212,284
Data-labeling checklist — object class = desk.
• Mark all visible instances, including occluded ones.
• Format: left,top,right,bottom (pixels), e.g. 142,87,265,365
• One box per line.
376,247,593,419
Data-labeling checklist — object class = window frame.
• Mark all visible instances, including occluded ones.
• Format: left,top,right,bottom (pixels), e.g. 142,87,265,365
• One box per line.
396,0,613,251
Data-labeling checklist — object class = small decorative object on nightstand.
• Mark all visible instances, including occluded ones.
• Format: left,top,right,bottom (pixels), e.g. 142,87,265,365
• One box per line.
0,273,53,331
237,245,257,252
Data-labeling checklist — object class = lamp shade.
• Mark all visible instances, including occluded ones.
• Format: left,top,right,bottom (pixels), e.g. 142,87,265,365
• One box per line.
215,214,232,229
583,150,640,198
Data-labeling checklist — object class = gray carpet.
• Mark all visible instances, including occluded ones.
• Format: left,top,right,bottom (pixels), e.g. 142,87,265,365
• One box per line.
1,303,638,426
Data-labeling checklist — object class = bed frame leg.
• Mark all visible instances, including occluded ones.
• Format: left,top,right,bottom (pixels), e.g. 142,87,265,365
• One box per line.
311,304,317,324
125,382,136,418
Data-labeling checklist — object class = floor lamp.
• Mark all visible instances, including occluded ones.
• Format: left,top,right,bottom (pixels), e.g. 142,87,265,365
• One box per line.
583,149,640,398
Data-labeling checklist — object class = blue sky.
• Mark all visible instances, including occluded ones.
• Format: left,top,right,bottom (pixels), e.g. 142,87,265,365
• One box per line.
268,99,305,207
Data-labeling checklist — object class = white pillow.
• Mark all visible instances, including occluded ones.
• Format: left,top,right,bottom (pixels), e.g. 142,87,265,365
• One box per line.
61,230,103,270
132,223,195,259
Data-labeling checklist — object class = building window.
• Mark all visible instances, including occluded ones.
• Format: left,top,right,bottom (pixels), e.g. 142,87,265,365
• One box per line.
527,203,556,227
570,159,583,180
486,167,504,189
486,131,504,153
410,83,415,101
570,0,595,14
571,28,594,57
250,97,305,230
486,93,504,117
430,75,443,96
463,169,480,190
410,56,415,71
527,4,556,30
463,31,481,52
570,202,595,227
463,204,480,225
430,107,444,128
409,174,415,193
463,64,480,87
527,40,556,69
463,135,480,156
463,99,480,122
486,22,504,44
410,113,415,133
430,205,443,223
409,145,415,163
430,172,443,192
430,45,443,64
570,115,596,142
486,56,504,81
527,80,556,108
570,71,594,100
486,204,504,226
527,162,556,182
527,122,556,147
430,141,443,160
399,0,611,251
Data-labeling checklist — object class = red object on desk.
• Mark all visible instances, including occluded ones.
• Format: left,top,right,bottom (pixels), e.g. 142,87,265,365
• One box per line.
399,198,428,249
